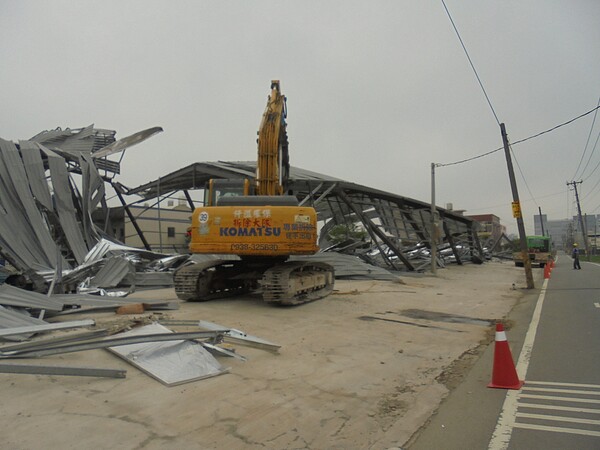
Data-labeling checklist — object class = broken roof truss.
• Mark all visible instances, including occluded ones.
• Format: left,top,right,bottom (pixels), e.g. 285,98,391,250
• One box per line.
123,161,485,271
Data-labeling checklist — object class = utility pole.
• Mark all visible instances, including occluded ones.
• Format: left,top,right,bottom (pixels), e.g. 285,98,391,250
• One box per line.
567,180,590,260
538,206,545,236
501,123,534,289
430,163,438,275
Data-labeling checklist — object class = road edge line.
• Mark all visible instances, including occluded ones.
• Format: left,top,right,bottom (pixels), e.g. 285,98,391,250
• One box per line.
488,278,549,450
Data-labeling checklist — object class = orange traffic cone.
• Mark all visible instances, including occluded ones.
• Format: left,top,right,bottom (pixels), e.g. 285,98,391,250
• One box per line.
488,323,524,390
544,264,551,279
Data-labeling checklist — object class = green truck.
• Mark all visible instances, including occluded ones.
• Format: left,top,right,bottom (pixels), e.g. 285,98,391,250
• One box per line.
513,235,554,268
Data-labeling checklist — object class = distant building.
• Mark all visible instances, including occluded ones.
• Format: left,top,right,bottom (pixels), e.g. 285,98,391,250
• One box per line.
533,214,549,236
572,214,600,253
534,214,570,249
465,214,505,244
93,199,192,253
541,218,571,250
533,214,600,252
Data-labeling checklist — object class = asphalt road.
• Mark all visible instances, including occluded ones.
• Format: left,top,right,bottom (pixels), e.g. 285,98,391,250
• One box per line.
407,255,600,450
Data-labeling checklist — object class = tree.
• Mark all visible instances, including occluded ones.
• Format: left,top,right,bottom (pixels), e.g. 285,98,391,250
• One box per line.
327,223,368,245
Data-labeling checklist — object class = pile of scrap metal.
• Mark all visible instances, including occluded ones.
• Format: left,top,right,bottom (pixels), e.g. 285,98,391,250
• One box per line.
0,296,279,384
0,125,185,296
483,233,516,261
328,237,488,273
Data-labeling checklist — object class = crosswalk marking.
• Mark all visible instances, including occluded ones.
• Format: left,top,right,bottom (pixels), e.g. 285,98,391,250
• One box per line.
522,386,600,396
525,380,600,389
518,403,600,414
519,393,600,404
516,412,600,426
513,423,600,437
511,381,600,438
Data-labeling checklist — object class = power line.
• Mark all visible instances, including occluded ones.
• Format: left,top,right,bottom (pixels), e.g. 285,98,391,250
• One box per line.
464,190,566,213
441,0,500,125
572,96,600,180
437,105,600,167
581,129,600,182
581,168,600,203
511,146,538,208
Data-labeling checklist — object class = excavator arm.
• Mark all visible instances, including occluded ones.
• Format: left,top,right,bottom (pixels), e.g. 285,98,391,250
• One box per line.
256,80,290,196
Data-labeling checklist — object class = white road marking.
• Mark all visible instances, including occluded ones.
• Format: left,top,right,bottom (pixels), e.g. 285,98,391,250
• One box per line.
488,279,549,450
517,412,600,426
519,393,600,404
524,380,600,389
594,302,600,308
523,386,600,396
518,403,600,414
514,382,600,437
512,423,600,437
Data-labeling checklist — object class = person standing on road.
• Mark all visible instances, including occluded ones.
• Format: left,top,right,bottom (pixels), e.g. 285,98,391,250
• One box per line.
572,243,582,270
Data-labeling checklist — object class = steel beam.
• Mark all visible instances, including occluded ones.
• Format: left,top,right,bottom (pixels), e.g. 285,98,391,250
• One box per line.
0,363,126,378
337,190,414,270
0,330,224,359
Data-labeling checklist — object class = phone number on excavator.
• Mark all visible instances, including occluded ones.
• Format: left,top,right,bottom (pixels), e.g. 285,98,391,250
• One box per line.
230,243,279,251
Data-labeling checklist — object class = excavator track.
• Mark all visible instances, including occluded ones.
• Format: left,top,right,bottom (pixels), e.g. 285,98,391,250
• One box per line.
173,260,257,301
260,261,335,305
174,259,334,305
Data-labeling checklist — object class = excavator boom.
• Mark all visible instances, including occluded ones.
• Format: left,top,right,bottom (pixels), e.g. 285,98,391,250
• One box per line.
256,80,289,196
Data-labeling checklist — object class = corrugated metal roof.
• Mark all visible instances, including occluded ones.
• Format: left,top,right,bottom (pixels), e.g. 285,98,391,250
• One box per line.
92,126,163,158
292,253,399,281
0,305,48,341
0,139,57,270
89,257,133,288
20,141,53,211
30,125,116,155
0,284,63,311
44,147,90,264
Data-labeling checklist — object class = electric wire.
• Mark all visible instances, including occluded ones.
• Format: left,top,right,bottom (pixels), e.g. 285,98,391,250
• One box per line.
440,0,598,224
437,105,600,167
441,0,500,126
466,190,566,213
511,146,539,208
572,96,600,180
581,166,600,202
578,128,600,207
581,129,600,182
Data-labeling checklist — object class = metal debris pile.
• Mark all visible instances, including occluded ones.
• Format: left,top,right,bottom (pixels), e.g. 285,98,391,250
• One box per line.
0,288,279,385
331,238,489,273
0,125,170,294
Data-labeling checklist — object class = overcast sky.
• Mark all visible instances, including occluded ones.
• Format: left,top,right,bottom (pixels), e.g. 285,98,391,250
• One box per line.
2,1,599,234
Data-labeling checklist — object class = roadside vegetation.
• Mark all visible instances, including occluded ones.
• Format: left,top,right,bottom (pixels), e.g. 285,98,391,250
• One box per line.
588,254,600,264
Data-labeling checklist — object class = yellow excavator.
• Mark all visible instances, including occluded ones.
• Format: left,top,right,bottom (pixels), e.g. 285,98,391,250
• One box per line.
173,81,334,305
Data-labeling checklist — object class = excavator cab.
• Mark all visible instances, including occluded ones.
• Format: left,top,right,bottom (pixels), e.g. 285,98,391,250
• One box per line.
205,179,254,207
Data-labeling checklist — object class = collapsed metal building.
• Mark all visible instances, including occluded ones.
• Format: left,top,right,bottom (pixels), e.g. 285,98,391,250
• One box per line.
0,125,484,295
0,125,485,382
120,161,485,272
0,125,176,293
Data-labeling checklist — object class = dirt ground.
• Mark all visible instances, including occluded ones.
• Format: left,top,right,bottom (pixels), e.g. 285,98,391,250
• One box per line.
0,260,530,450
